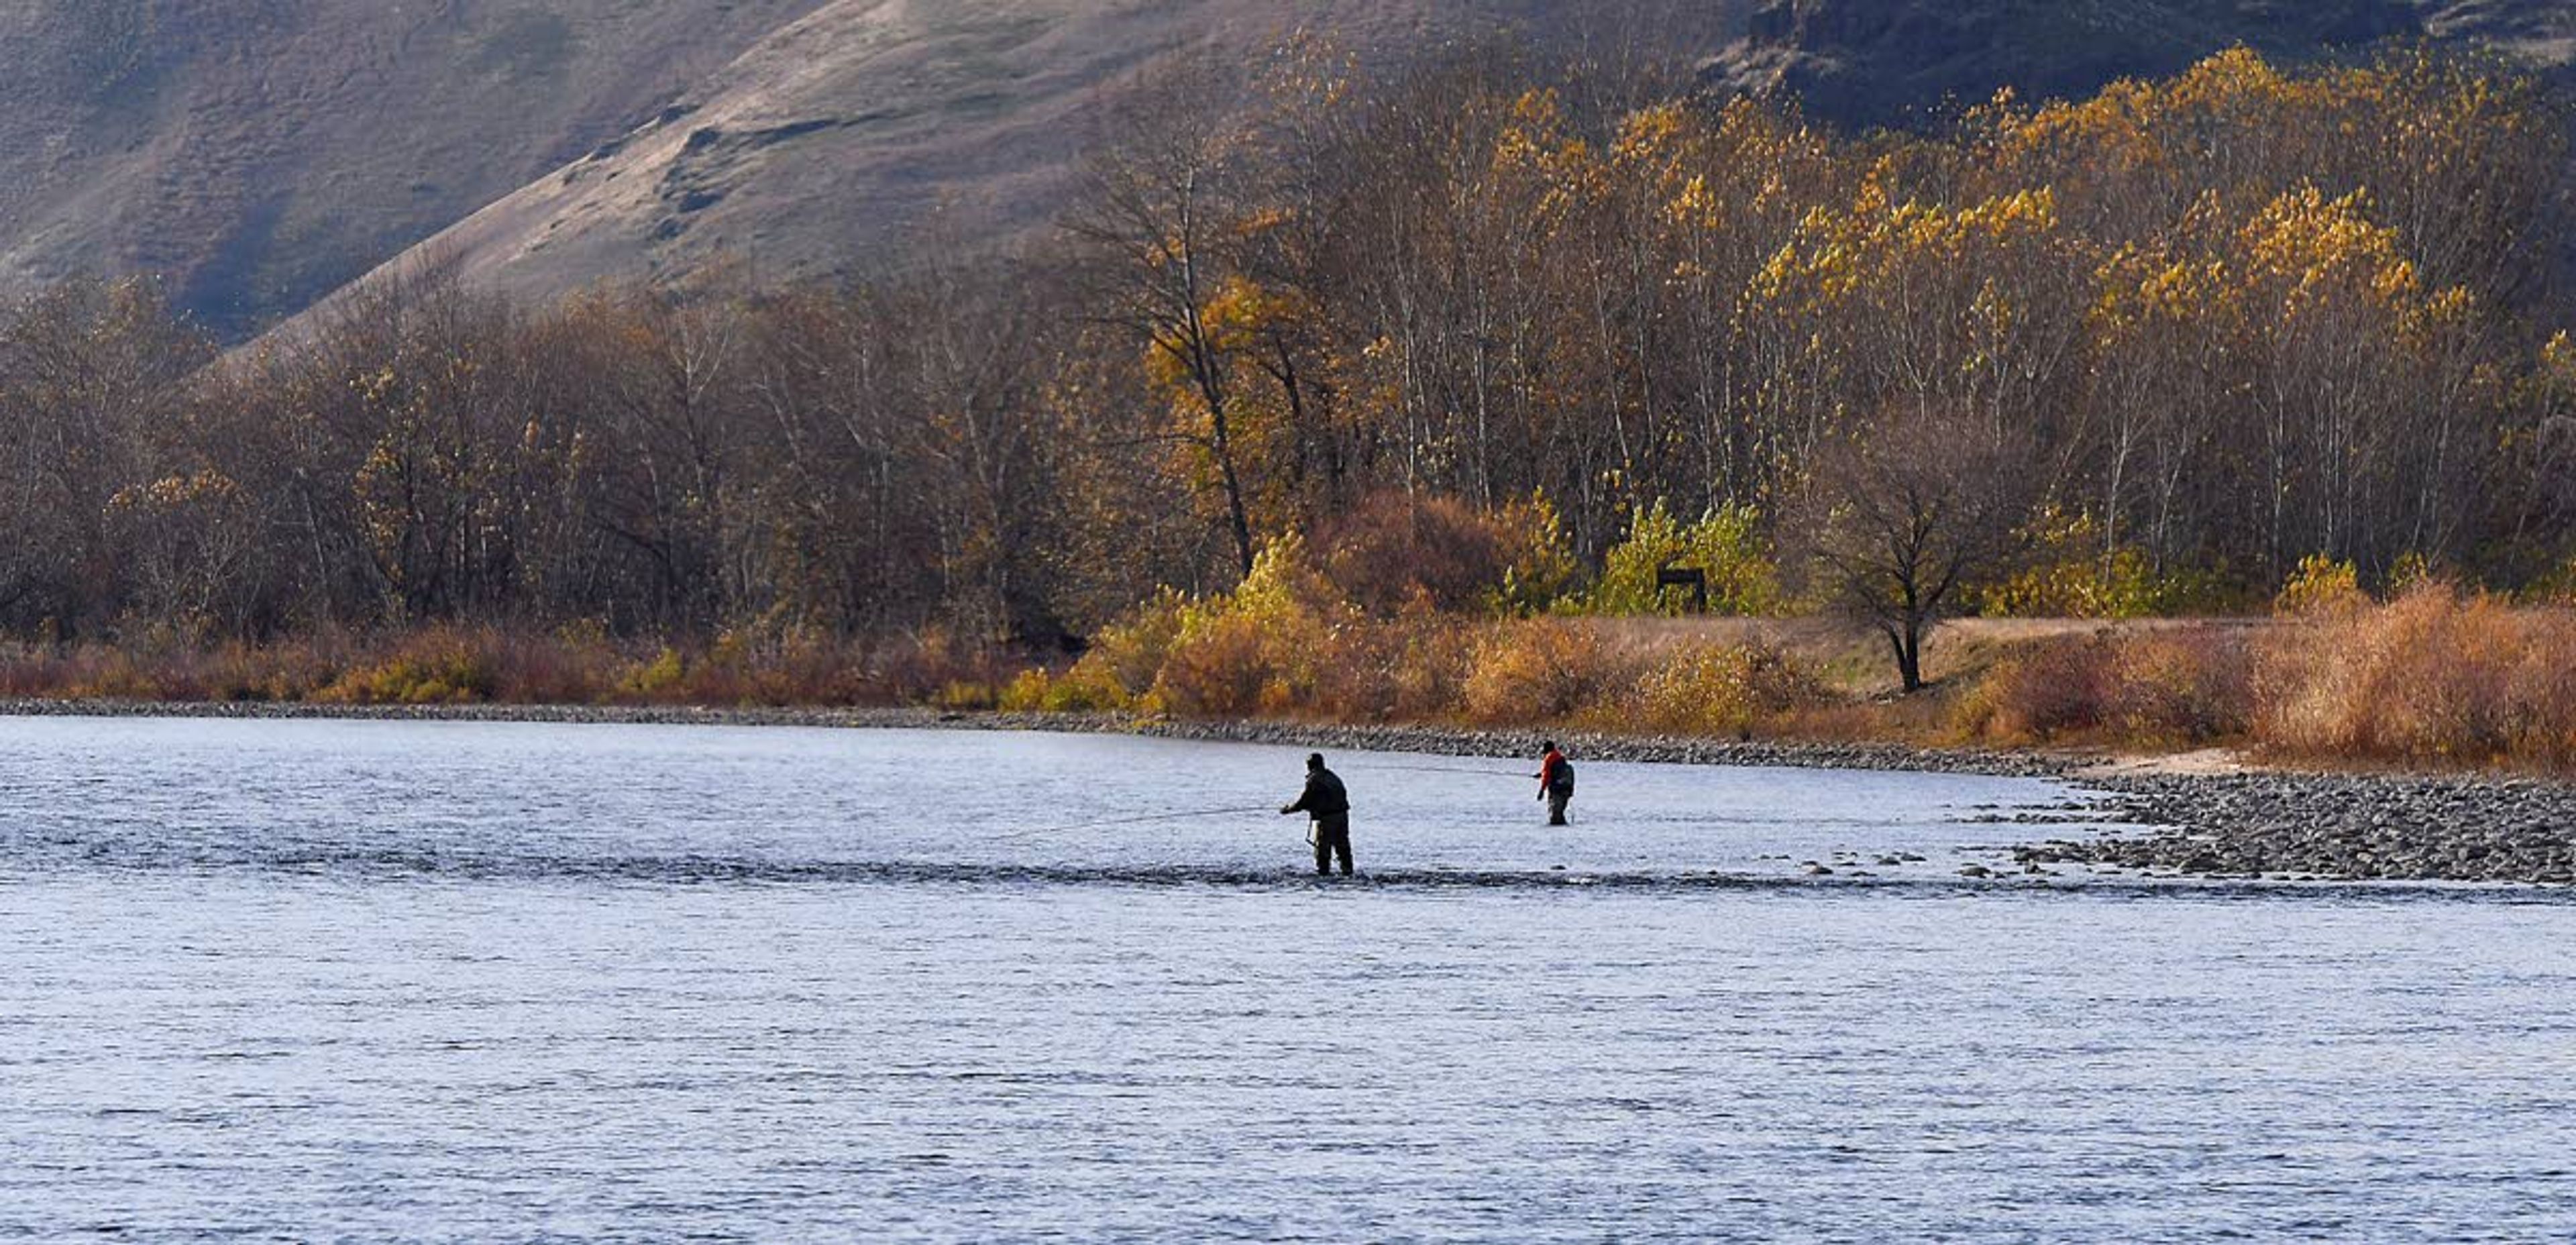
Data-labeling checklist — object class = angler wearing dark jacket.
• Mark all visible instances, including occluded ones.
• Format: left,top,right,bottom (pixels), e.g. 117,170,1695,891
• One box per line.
1281,753,1353,877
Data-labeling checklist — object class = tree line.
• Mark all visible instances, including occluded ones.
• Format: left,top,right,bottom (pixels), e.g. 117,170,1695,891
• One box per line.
1,42,2570,664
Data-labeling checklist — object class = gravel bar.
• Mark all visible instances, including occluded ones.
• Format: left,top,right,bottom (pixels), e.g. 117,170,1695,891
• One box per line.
2023,771,2576,885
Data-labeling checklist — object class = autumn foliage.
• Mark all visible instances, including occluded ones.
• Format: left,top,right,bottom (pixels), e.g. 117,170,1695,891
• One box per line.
2,44,2576,766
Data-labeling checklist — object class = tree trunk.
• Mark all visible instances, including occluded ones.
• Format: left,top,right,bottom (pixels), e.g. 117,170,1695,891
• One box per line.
1205,384,1256,578
1894,622,1926,694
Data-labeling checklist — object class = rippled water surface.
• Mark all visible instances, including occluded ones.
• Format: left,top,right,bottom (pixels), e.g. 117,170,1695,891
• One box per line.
3,717,2573,1242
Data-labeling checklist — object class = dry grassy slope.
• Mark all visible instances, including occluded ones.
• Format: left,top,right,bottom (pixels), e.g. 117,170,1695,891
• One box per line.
0,0,831,335
2428,0,2576,66
325,0,1750,315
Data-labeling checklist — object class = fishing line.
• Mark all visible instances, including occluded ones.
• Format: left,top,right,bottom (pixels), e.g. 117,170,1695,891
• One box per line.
991,804,1277,842
1348,763,1529,778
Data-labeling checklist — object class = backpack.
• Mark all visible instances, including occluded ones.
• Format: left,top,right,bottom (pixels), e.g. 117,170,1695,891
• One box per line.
1549,759,1575,797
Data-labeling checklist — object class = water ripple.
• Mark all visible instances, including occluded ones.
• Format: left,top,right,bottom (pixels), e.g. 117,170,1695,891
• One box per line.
0,716,2571,1242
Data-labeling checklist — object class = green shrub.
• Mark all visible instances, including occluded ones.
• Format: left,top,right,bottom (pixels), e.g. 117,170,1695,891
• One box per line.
1574,500,1779,616
622,647,688,697
1489,490,1585,615
2277,553,2365,615
318,627,503,704
1006,659,1137,714
1978,507,2159,618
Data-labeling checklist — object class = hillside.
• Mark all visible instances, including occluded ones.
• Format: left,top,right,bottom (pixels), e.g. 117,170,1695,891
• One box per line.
0,1,833,336
2429,0,2576,66
0,0,1743,339
329,0,1748,314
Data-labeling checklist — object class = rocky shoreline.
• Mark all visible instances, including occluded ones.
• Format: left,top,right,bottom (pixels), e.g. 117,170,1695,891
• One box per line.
2023,771,2576,885
5,698,2570,886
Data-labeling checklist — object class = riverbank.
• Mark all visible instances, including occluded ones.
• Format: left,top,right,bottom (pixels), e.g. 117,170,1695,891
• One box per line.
9,696,2573,885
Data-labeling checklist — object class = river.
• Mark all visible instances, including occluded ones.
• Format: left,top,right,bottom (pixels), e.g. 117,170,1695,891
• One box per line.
3,717,2571,1241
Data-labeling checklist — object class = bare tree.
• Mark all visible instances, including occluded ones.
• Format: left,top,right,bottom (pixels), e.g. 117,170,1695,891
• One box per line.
1801,412,2032,692
1065,58,1265,577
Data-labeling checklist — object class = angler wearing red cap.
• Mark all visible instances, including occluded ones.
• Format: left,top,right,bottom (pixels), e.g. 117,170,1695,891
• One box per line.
1536,741,1574,826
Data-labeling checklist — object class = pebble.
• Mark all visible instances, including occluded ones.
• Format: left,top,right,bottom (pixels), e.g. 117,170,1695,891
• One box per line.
2041,771,2576,886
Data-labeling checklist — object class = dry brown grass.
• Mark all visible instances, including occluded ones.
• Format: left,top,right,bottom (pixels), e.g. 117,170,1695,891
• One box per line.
15,585,2576,777
2254,584,2576,769
1954,627,2255,747
1939,587,2576,773
0,624,1008,710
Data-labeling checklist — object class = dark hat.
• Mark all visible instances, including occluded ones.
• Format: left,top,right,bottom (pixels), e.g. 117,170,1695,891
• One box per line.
1307,752,1326,769
1542,739,1557,752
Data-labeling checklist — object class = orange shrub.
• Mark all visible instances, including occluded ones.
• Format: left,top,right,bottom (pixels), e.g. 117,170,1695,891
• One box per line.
490,631,624,704
1307,601,1480,722
201,634,356,702
2108,630,2253,743
1153,612,1281,717
2257,584,2576,767
1955,640,2117,743
1462,618,1636,725
1956,627,2253,745
1633,640,1822,737
1312,492,1515,614
859,629,998,706
62,650,170,701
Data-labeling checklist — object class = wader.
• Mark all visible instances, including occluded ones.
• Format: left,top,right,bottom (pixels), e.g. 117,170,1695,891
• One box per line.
1311,812,1352,876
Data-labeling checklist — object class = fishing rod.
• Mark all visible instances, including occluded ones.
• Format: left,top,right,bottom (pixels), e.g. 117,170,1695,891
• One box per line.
991,804,1277,842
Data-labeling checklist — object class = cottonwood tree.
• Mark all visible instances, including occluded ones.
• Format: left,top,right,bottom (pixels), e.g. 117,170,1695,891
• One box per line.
1066,60,1269,578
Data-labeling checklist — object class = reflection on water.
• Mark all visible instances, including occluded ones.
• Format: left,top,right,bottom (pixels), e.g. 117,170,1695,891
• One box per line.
2,718,2571,1241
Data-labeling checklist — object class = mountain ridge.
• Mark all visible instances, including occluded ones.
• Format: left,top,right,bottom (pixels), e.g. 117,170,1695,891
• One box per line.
8,0,2573,338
